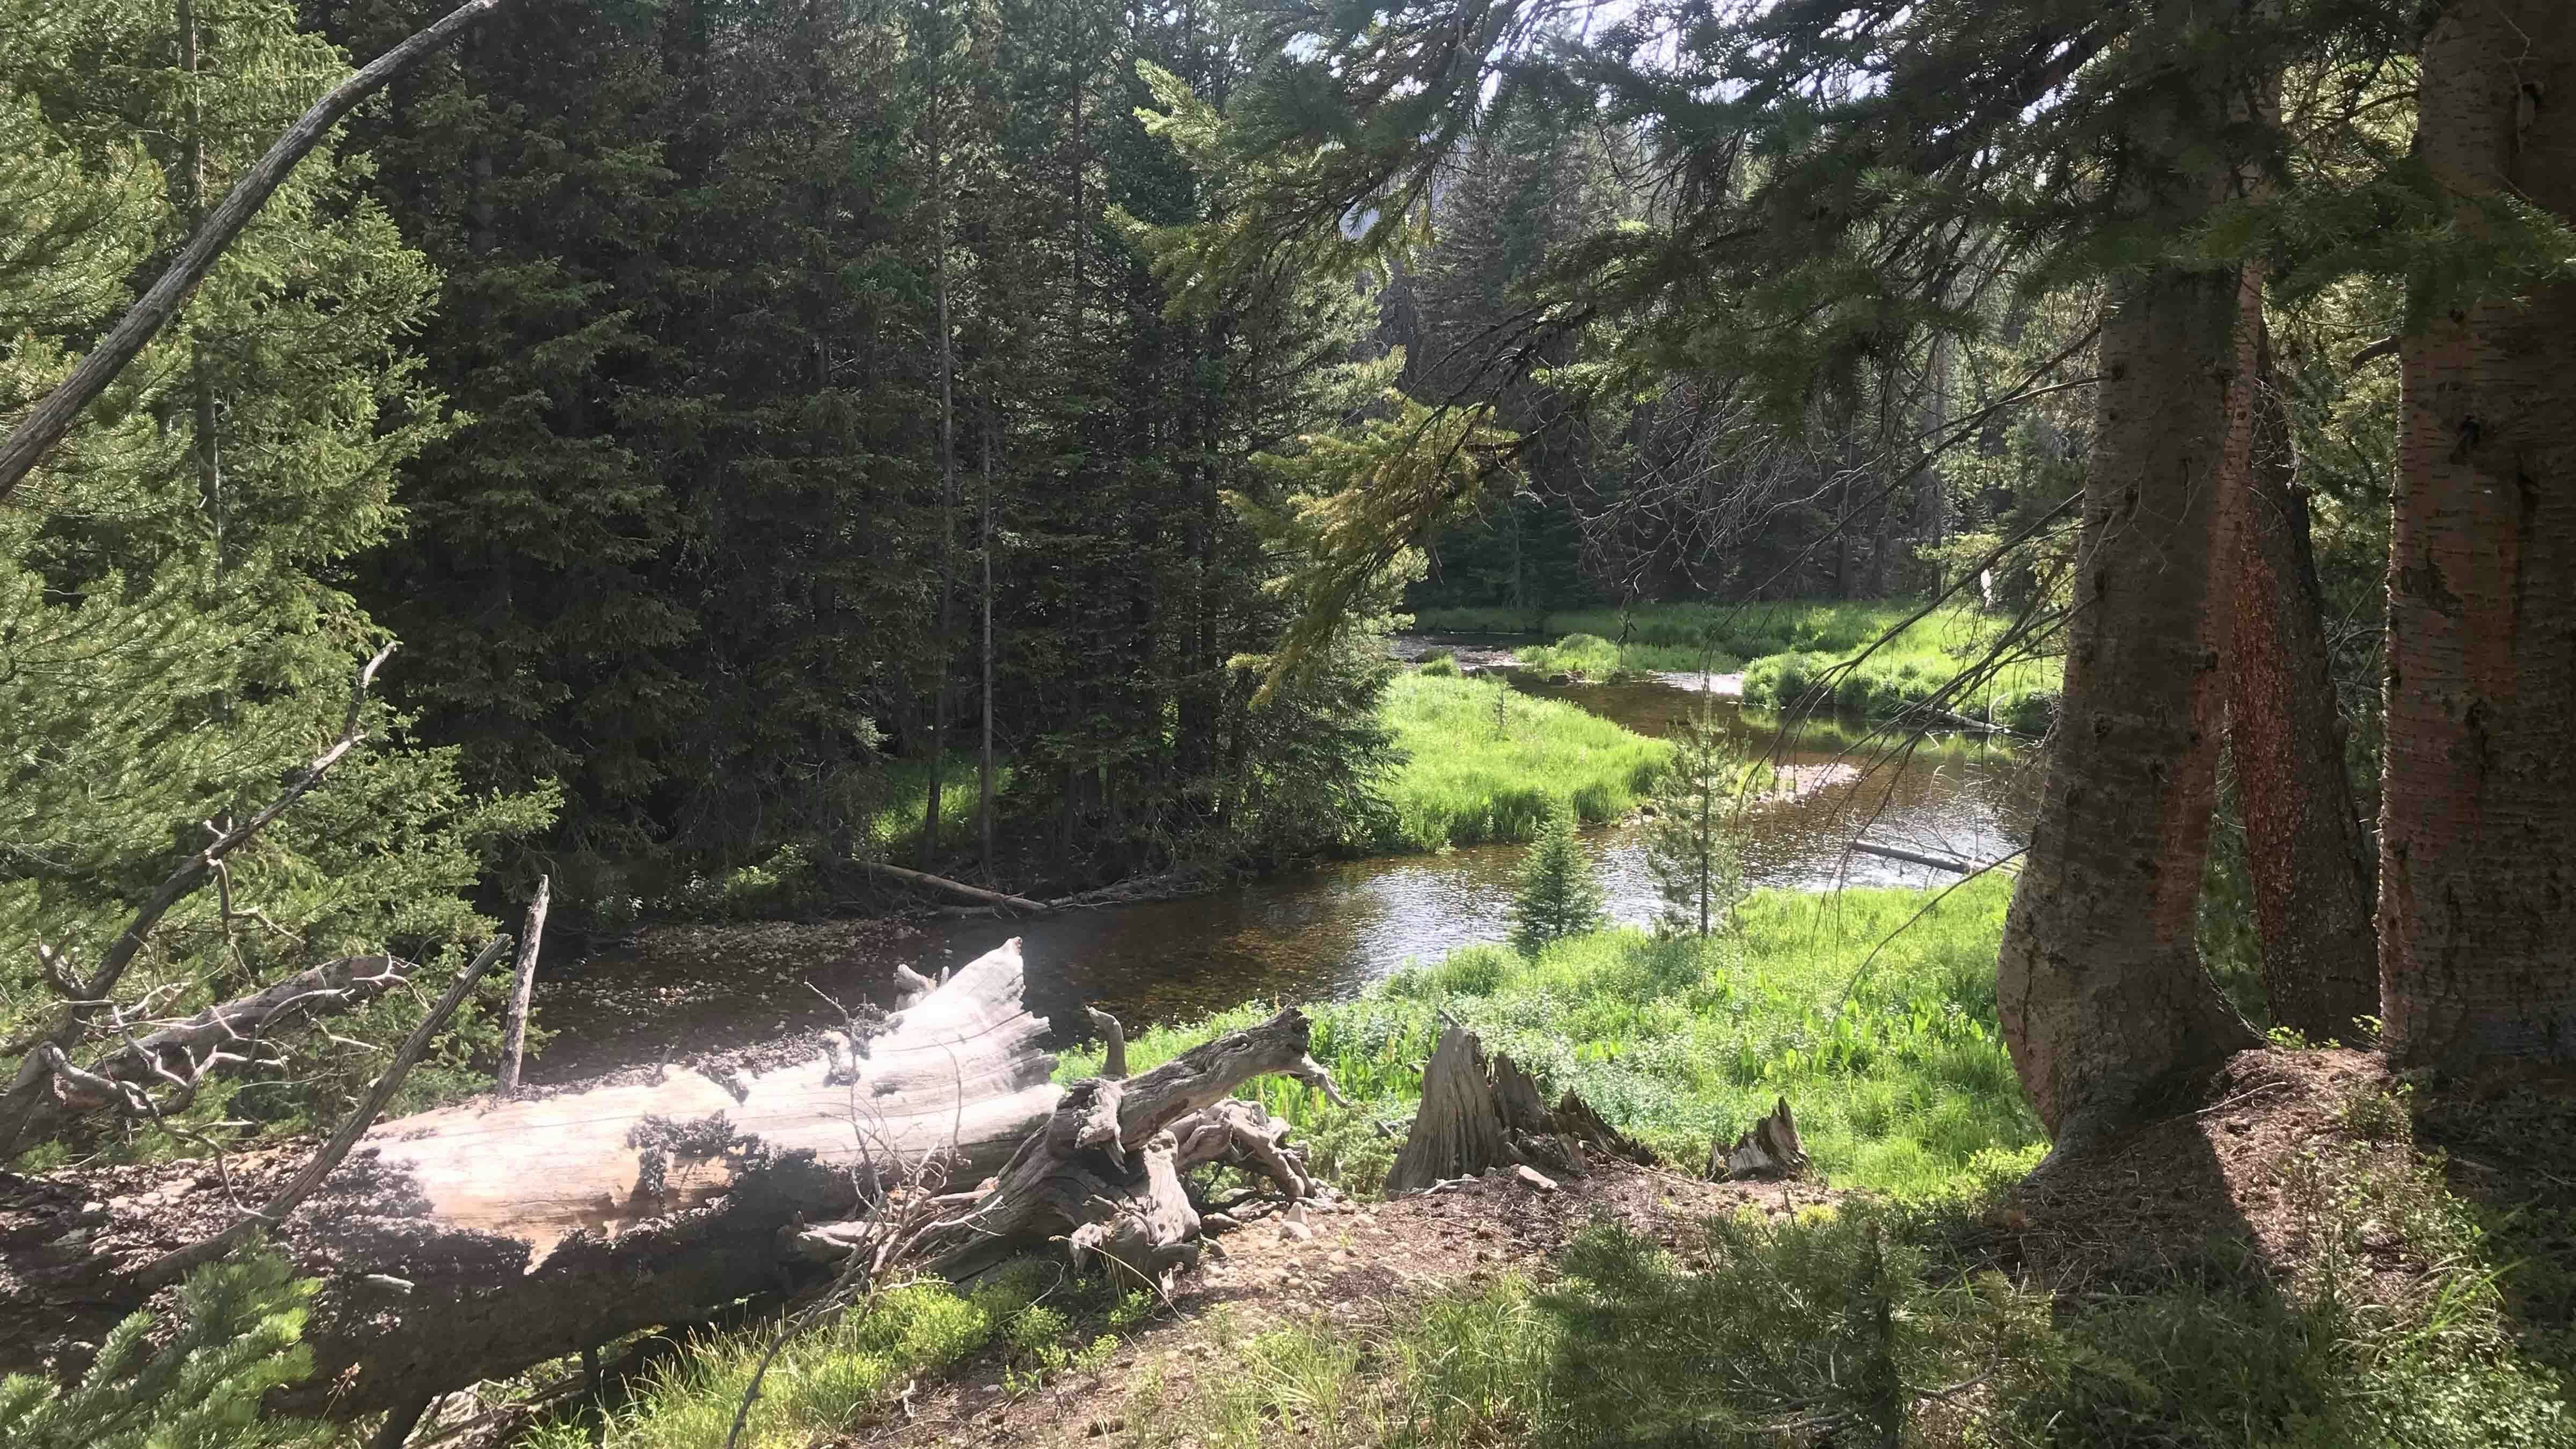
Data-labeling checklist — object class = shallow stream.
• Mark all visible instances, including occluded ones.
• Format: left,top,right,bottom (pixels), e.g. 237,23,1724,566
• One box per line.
527,643,2040,1079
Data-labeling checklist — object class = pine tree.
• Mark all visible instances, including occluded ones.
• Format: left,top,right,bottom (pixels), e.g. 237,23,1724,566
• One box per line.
0,1248,320,1449
1643,712,1748,940
1511,805,1605,956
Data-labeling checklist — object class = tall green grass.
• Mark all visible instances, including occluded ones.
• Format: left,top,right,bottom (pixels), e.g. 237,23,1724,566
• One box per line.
1060,875,2041,1201
1738,608,2060,734
1377,671,1671,852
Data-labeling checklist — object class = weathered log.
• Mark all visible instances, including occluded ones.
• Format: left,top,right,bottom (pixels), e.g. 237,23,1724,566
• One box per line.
1709,1096,1809,1181
797,1007,1350,1292
0,939,1060,1419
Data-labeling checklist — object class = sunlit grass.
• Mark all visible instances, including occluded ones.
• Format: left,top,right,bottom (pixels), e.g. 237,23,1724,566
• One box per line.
1377,671,1671,852
866,752,1015,857
1059,875,2041,1201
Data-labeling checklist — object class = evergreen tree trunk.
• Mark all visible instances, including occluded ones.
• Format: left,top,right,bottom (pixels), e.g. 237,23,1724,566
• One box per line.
921,0,956,871
2224,283,2377,1042
2382,1,2576,1075
981,402,997,874
1997,199,2262,1145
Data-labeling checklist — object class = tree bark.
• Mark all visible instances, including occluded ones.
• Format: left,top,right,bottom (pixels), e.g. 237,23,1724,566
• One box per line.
1996,261,2259,1145
2223,305,2378,1042
2382,2,2576,1075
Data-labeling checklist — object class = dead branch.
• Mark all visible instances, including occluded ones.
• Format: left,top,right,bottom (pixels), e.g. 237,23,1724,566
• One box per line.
863,861,1049,914
497,876,550,1096
0,643,396,1159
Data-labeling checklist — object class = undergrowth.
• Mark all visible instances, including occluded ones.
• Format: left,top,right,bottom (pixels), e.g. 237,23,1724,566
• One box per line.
1377,671,1670,852
1119,1163,2571,1449
522,1263,1122,1449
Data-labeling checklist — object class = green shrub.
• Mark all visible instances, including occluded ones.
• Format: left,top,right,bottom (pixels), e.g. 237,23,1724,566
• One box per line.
1416,649,1462,677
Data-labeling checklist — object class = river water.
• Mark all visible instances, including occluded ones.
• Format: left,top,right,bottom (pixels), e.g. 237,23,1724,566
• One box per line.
529,649,2040,1078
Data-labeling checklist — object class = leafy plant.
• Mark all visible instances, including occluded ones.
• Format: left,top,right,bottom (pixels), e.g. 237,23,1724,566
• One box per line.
1511,806,1606,956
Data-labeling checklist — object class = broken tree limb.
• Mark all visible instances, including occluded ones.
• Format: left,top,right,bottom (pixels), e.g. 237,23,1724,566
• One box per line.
0,644,396,1160
0,0,523,504
1085,1006,1128,1079
497,876,551,1096
800,1007,1348,1292
11,955,409,1147
140,935,510,1287
863,861,1049,914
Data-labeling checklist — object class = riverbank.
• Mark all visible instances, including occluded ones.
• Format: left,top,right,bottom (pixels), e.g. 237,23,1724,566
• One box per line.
1415,598,2062,733
1063,875,2038,1200
1375,671,1672,852
510,883,2572,1449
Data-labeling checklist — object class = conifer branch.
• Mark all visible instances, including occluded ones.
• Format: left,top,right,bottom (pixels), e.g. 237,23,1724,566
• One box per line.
0,0,519,504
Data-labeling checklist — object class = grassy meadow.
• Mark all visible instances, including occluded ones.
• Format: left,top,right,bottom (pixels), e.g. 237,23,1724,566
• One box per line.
1061,874,2039,1200
1374,670,1671,852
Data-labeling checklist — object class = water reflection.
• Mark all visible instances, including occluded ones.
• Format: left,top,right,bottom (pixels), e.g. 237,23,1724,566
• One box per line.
940,672,2038,1029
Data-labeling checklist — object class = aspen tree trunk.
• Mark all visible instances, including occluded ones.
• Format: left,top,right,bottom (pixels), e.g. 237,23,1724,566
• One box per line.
1997,14,2265,1141
2224,297,2377,1042
2382,2,2576,1075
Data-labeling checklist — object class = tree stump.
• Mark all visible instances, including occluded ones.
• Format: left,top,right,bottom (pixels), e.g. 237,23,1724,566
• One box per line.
1709,1096,1810,1181
1382,1021,1643,1192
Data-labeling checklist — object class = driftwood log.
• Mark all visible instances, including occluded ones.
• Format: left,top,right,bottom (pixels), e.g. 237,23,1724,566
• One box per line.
1,939,1063,1418
1382,1021,1653,1194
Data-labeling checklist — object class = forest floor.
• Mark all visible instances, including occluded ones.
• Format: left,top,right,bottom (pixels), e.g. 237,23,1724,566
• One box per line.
843,1159,1838,1448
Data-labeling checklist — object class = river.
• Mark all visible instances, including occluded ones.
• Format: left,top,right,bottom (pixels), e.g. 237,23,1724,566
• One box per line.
525,650,2039,1080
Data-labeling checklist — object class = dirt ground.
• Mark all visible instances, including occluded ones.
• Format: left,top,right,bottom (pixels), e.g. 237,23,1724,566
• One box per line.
852,1156,1836,1448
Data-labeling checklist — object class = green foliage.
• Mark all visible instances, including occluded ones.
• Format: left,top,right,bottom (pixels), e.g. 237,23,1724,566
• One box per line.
1,0,552,1152
1414,650,1462,677
1076,878,2039,1202
1511,807,1606,956
1378,672,1669,852
1735,606,2061,733
1642,709,1752,938
1517,633,1634,679
0,1248,323,1449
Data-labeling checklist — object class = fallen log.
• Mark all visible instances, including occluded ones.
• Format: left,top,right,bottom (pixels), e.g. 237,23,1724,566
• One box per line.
862,861,1050,914
0,938,1060,1419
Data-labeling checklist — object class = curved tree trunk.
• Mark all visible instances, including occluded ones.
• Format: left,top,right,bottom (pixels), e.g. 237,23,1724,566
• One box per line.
2226,301,2379,1042
2382,2,2576,1076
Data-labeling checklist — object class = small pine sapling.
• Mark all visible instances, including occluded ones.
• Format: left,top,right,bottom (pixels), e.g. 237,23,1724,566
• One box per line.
1643,709,1750,939
1511,804,1606,955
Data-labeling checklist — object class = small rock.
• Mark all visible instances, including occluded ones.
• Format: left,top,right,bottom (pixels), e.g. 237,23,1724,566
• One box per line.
1514,1165,1559,1192
1279,1219,1314,1242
